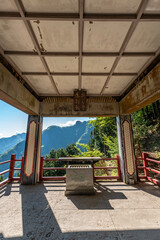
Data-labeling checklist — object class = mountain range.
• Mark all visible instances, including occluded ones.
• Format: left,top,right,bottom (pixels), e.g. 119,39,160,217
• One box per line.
0,121,92,171
0,133,26,155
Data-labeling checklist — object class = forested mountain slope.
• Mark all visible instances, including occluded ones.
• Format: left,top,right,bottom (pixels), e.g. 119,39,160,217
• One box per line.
0,121,92,167
0,133,26,155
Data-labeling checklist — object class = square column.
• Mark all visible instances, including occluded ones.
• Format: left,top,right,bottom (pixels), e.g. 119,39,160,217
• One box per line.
22,115,43,184
116,115,137,184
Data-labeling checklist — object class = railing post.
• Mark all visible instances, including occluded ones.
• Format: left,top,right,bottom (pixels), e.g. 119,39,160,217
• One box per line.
9,154,16,182
20,156,24,182
142,153,149,178
39,156,44,181
116,155,121,180
135,157,139,181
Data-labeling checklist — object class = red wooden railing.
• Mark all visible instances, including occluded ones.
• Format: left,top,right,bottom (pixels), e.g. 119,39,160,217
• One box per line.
40,155,121,181
0,154,23,187
136,153,160,186
1,153,159,187
93,155,121,180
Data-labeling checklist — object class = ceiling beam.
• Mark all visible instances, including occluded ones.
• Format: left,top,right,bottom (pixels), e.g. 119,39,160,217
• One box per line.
0,12,160,21
0,62,40,115
22,72,137,77
78,0,84,90
0,46,40,98
4,51,155,57
100,0,149,95
14,0,59,95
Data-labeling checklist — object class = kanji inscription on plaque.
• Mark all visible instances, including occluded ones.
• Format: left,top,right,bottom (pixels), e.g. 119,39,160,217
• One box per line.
74,90,87,111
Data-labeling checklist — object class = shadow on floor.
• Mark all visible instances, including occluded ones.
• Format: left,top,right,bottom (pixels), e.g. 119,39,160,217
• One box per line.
134,181,160,198
0,182,160,240
67,182,127,210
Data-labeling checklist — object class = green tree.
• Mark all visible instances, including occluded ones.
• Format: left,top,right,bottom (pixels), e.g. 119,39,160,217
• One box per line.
0,175,4,182
65,143,80,156
43,145,80,177
74,144,110,177
75,143,103,157
131,101,160,156
103,135,119,158
89,117,117,157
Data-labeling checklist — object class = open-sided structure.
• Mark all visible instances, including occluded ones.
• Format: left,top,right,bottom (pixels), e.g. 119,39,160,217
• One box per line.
0,0,160,185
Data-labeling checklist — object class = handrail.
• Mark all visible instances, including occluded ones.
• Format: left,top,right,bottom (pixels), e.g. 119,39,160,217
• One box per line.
0,154,24,187
146,167,160,175
43,158,59,161
146,158,160,164
40,155,121,181
94,155,121,180
0,160,11,165
0,178,10,187
136,153,160,186
0,169,10,176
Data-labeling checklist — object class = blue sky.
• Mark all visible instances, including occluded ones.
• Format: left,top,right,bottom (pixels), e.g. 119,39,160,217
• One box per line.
0,100,91,138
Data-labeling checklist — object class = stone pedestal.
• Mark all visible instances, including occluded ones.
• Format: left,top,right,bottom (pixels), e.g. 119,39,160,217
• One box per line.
65,165,95,195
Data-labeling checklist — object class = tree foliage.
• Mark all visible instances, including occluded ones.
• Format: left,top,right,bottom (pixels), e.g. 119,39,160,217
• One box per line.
43,143,80,177
0,175,4,182
88,117,118,157
132,100,160,156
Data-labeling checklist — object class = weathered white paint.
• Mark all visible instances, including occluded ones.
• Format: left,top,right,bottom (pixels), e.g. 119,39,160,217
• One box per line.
31,20,79,52
103,76,133,95
0,0,18,12
26,75,56,94
144,0,160,13
54,76,78,94
45,56,78,73
0,20,34,51
22,0,78,13
125,22,160,52
82,76,106,94
82,57,116,73
83,21,131,52
115,56,150,73
85,0,141,13
9,55,46,72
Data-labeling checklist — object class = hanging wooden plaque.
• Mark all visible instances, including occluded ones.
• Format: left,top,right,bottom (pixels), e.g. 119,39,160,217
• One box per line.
74,90,87,111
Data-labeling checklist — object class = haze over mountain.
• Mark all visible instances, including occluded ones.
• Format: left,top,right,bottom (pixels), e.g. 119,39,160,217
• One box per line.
0,121,92,171
0,133,26,155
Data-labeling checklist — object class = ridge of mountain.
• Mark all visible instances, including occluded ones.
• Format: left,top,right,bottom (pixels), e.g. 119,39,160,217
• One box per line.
0,121,92,171
0,133,26,155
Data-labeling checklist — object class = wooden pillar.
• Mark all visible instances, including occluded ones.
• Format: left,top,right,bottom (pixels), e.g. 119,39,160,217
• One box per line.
22,115,43,184
116,115,137,184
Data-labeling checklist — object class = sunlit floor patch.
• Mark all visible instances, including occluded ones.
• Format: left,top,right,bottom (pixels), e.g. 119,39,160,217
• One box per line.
0,181,160,240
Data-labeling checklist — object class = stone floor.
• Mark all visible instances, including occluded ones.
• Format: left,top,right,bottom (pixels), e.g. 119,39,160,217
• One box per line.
0,181,160,240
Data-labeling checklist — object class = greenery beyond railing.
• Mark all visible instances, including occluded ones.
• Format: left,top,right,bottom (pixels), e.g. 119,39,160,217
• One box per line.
40,156,121,181
1,153,160,187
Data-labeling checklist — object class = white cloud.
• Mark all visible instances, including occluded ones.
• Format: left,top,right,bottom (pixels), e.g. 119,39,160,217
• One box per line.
43,119,85,130
0,131,25,139
58,120,83,127
15,131,25,135
0,133,3,138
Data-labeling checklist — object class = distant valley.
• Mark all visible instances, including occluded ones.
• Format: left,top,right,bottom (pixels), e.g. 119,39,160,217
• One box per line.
0,121,92,170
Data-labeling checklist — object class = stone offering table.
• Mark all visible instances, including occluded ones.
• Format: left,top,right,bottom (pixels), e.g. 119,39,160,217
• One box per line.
59,157,101,195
